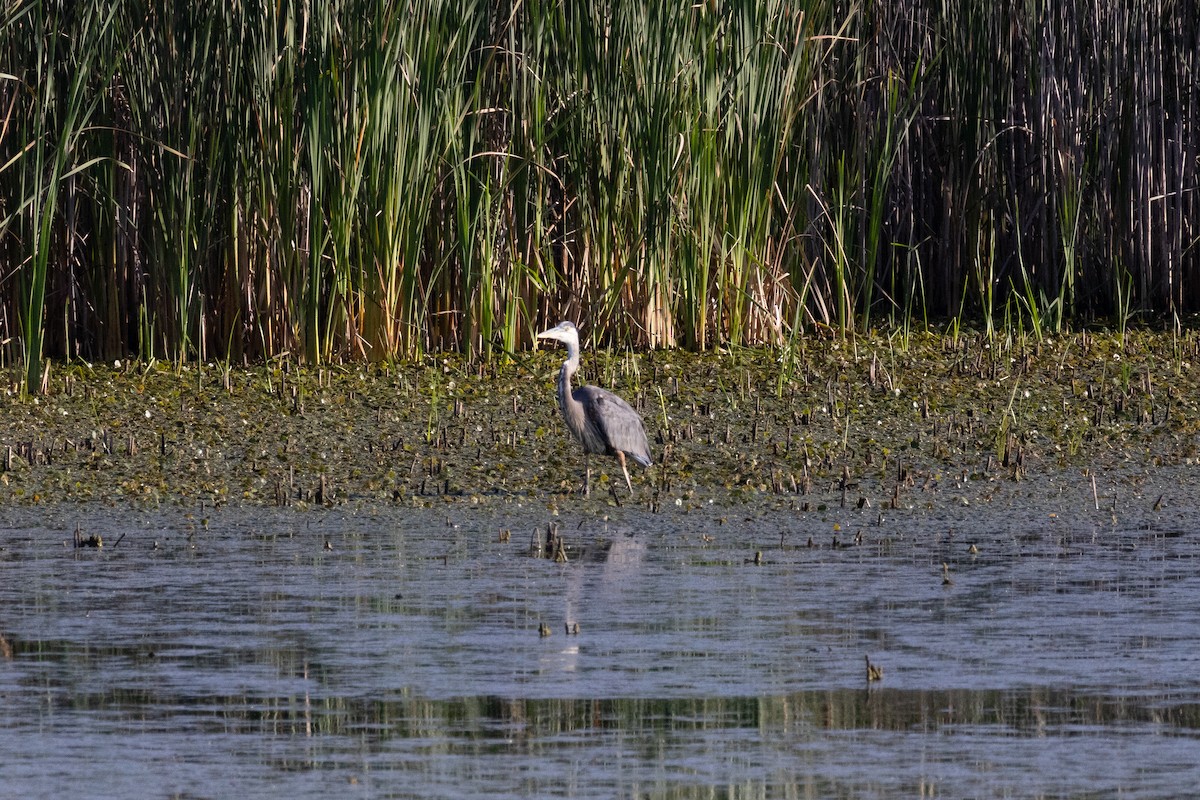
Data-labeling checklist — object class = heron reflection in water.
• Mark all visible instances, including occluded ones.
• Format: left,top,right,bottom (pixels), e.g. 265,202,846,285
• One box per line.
537,321,652,496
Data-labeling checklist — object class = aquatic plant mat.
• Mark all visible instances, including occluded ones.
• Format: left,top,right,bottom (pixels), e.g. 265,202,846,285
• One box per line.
2,330,1199,510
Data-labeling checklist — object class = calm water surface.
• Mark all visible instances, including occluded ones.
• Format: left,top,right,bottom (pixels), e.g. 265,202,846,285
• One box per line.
3,478,1200,798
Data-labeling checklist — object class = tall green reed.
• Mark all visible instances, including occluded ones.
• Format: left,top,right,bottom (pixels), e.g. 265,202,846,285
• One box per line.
1,0,1196,377
4,1,119,392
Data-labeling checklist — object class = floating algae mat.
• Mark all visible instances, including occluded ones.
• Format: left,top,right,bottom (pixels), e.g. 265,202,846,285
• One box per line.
2,329,1200,509
3,330,1200,797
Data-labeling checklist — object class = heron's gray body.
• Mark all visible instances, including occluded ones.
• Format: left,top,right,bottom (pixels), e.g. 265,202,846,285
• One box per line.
562,380,653,466
539,321,652,493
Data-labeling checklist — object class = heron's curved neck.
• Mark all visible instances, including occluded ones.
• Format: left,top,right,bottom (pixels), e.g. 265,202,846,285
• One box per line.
562,337,581,370
558,347,581,413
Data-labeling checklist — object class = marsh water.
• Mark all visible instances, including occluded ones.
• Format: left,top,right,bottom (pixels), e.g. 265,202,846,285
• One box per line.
4,467,1200,799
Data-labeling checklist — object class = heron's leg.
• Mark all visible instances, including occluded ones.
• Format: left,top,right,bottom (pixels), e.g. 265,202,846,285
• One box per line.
584,452,591,497
616,450,633,492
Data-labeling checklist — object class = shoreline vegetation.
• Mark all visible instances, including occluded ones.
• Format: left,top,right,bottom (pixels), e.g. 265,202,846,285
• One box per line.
2,1,1198,395
2,330,1198,509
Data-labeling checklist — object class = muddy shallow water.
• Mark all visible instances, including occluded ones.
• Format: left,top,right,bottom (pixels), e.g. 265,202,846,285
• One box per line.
4,465,1200,799
5,333,1200,796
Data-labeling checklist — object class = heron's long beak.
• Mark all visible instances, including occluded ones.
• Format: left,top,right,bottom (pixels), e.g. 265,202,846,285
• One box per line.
536,327,558,341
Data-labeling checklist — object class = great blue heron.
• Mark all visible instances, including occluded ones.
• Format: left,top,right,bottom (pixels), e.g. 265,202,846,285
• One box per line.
537,321,652,495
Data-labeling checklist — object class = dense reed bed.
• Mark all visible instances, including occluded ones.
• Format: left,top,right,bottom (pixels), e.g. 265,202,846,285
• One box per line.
2,0,1197,388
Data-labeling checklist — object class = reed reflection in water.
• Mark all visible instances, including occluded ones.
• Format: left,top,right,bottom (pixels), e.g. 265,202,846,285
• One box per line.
2,502,1200,798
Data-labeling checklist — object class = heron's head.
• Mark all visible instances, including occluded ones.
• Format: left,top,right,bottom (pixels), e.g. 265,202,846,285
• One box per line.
537,320,578,346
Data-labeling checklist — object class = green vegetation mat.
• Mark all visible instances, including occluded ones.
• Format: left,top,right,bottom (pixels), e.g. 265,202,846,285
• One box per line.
3,330,1197,510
